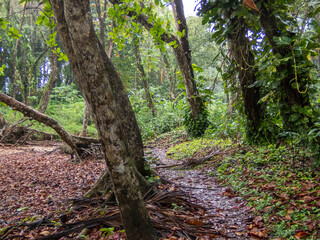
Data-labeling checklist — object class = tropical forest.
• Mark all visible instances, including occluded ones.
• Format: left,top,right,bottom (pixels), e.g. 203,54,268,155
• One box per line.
0,0,320,239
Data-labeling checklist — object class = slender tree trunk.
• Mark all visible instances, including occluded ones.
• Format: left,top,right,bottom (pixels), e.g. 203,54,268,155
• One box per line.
79,100,90,137
0,113,6,129
170,0,204,119
12,3,27,99
162,53,176,101
95,0,106,48
38,40,58,113
134,40,156,116
49,1,156,239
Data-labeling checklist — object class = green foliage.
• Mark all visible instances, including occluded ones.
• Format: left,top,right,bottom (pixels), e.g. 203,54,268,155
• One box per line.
99,227,114,237
50,84,82,104
205,98,244,139
182,104,209,138
130,90,182,139
35,0,69,62
210,143,319,239
167,138,231,160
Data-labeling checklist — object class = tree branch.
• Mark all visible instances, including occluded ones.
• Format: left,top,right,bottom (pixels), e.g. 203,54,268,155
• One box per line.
0,93,99,158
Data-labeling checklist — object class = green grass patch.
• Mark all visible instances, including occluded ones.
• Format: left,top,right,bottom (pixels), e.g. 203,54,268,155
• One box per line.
166,138,231,160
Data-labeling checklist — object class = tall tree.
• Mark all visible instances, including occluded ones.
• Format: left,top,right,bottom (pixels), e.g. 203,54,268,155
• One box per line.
12,2,27,99
48,1,157,239
110,0,209,137
134,37,156,116
38,31,58,113
227,15,265,142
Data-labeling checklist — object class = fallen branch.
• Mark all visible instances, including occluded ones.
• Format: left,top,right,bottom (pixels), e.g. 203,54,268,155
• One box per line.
152,163,184,169
0,93,99,159
182,149,234,168
152,149,234,170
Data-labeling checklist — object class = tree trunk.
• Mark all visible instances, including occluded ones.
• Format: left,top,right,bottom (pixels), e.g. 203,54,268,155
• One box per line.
0,113,6,129
79,100,90,137
49,1,157,239
12,3,27,99
170,0,203,119
162,53,176,101
94,0,106,48
38,40,58,114
258,1,312,130
110,0,207,134
134,39,156,116
227,16,263,141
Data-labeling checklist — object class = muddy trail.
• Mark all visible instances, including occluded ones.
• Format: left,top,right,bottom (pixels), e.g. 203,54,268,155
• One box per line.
148,146,254,239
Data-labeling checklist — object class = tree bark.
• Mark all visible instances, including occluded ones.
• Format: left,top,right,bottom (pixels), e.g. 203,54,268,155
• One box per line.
94,0,106,48
134,39,156,116
49,1,156,239
0,113,6,129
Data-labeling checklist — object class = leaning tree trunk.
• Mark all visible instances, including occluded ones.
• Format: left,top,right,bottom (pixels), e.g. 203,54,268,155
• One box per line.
49,1,157,239
227,16,264,142
258,1,312,130
170,0,204,119
0,93,100,155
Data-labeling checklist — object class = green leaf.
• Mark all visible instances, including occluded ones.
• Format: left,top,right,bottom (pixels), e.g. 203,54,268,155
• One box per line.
273,36,292,46
17,207,28,212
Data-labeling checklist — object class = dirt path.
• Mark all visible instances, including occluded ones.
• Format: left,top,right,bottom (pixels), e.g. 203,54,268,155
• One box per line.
150,147,253,239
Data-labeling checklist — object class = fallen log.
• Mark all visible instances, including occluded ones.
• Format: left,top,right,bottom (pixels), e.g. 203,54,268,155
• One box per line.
0,93,100,159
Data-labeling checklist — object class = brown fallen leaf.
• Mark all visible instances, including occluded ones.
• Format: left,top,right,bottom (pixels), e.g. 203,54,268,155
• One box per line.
294,231,309,239
284,209,294,220
235,231,245,236
186,217,203,226
40,231,51,236
248,227,268,238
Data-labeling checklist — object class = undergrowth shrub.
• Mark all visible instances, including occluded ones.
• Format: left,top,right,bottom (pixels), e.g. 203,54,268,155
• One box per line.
183,104,209,138
204,97,245,140
130,93,183,140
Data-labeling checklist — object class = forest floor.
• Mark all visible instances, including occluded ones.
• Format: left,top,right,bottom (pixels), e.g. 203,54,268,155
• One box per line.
0,132,319,239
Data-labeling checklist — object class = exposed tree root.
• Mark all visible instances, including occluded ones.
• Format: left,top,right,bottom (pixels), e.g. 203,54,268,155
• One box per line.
3,188,222,239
